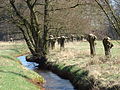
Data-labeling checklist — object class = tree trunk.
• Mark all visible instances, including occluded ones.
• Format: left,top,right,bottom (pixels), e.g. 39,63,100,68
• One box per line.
9,0,50,64
42,0,49,56
87,34,97,57
103,37,113,57
90,42,96,56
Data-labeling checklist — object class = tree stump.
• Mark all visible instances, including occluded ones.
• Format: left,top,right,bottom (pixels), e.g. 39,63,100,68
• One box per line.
48,35,53,48
102,37,113,57
60,36,65,50
48,35,56,49
81,35,84,41
76,35,80,41
57,37,61,45
87,34,97,56
49,38,56,49
51,38,56,49
71,34,74,42
10,38,14,42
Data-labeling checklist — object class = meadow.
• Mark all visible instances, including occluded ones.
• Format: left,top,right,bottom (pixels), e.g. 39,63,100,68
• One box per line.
0,41,44,90
48,40,120,89
0,40,119,89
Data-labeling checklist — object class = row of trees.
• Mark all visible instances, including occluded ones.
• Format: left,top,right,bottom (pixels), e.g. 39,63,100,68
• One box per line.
1,0,113,40
1,0,119,63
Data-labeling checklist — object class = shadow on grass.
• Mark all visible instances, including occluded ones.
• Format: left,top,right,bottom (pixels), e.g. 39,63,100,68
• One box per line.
0,55,15,61
0,70,30,79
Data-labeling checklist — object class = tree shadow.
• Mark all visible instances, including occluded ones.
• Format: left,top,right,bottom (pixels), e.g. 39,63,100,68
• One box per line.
0,70,30,79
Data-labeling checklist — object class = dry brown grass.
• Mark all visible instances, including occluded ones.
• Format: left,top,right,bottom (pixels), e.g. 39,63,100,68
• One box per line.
48,41,120,88
0,41,25,49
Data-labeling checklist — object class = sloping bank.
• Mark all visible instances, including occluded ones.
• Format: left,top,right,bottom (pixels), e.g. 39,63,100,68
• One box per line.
0,42,44,90
40,43,120,90
43,60,119,90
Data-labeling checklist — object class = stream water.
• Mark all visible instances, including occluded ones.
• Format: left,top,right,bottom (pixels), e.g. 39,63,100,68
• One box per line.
18,56,75,90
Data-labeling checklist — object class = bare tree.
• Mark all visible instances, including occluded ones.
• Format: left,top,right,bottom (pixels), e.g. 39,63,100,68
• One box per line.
8,0,114,64
94,0,120,38
9,0,50,63
8,0,81,63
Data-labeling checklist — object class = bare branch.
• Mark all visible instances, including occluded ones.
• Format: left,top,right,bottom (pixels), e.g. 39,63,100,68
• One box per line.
114,0,120,5
32,0,38,7
9,0,31,27
94,0,120,36
104,0,120,22
53,3,80,11
49,2,95,12
9,0,15,3
35,11,44,15
34,3,45,5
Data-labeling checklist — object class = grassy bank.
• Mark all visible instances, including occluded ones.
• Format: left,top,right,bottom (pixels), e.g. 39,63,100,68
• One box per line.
47,40,120,90
0,41,44,90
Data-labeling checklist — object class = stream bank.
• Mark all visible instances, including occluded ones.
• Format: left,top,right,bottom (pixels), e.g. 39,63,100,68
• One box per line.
41,61,120,90
41,62,94,90
43,41,120,90
26,54,120,90
0,42,44,90
18,56,75,90
25,56,93,90
25,55,110,90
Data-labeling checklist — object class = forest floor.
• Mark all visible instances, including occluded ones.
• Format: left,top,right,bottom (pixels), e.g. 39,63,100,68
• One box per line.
0,41,44,90
48,40,120,89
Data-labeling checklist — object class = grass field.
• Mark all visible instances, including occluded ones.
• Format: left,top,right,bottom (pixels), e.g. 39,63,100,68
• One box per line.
48,40,120,89
0,41,44,90
0,40,119,89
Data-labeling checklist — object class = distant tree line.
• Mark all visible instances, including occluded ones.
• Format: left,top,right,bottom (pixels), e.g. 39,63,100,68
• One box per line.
0,0,119,41
0,0,119,64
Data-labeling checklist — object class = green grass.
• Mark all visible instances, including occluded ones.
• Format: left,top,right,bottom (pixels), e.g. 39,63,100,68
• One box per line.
0,41,44,90
48,40,120,89
1,40,119,89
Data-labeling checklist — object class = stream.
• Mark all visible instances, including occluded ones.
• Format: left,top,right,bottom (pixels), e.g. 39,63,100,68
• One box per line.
18,56,75,90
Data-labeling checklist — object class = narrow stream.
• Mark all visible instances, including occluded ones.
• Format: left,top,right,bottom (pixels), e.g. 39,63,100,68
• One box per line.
18,56,75,90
